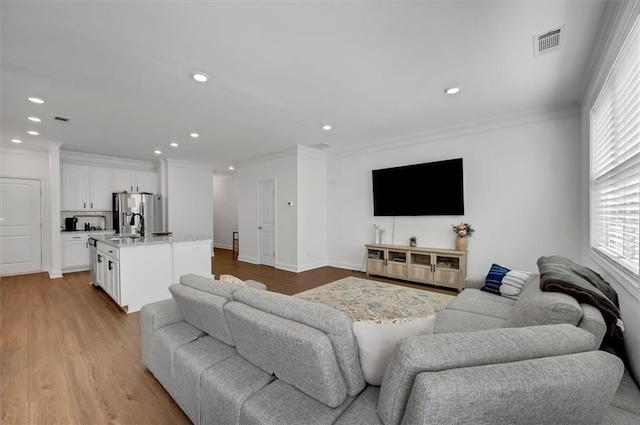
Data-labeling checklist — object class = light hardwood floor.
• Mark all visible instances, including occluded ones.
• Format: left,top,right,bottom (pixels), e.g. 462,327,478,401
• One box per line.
0,248,454,425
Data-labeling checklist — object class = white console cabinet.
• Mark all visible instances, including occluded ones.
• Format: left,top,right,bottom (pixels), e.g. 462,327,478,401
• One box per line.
365,244,467,292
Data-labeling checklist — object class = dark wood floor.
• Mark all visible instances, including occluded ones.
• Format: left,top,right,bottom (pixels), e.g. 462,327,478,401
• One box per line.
0,248,454,424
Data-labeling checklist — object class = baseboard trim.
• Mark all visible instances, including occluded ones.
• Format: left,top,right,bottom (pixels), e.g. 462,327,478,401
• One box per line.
49,269,63,279
329,260,364,272
214,243,233,250
238,255,258,265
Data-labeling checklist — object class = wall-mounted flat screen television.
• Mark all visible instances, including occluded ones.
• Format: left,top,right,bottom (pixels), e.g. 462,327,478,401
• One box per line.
372,158,464,216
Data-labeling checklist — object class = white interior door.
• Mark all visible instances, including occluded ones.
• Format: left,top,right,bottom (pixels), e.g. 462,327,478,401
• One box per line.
258,180,275,267
0,177,42,275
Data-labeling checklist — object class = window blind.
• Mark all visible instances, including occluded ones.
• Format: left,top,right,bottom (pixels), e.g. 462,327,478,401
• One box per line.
590,16,640,291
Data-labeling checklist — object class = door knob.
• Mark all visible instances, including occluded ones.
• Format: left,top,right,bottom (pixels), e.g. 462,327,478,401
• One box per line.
258,226,262,230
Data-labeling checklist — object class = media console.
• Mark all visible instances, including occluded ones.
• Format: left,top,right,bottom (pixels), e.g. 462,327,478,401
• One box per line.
365,243,467,292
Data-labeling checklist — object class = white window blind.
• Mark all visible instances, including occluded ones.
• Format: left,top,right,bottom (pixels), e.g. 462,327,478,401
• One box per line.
590,16,640,295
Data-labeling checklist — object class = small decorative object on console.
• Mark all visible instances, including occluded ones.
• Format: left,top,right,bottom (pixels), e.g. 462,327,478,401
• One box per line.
409,236,417,247
452,222,474,251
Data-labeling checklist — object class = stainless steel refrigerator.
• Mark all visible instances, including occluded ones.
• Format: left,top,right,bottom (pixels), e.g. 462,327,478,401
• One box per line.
112,193,163,235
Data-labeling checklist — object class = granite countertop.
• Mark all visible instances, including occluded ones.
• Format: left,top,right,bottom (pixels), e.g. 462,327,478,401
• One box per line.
91,233,212,248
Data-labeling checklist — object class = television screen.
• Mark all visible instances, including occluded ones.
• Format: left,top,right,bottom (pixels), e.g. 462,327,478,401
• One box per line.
372,158,464,216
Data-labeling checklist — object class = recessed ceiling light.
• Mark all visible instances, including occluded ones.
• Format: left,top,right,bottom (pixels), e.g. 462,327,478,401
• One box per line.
170,142,179,147
322,124,332,131
28,97,44,104
190,132,199,138
11,139,22,144
191,72,209,83
28,116,42,122
154,150,162,155
27,130,39,136
444,87,461,95
228,165,235,170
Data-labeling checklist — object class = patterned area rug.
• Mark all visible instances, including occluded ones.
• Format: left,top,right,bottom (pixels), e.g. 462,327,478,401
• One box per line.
294,277,454,322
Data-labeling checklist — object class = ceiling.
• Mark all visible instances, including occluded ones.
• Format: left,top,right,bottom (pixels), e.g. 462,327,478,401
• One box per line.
1,1,608,173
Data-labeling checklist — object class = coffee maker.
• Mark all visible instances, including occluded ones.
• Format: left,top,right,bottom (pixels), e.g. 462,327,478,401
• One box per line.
64,217,78,231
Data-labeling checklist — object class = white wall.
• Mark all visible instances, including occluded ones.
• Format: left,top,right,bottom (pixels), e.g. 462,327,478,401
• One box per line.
327,112,583,275
165,160,214,243
297,146,328,271
213,174,239,249
580,0,640,384
238,151,297,269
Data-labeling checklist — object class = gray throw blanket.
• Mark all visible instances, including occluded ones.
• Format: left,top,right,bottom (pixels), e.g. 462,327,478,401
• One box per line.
537,255,623,341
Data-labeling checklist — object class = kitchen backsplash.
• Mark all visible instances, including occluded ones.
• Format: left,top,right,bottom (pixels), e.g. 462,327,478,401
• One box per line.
61,211,113,231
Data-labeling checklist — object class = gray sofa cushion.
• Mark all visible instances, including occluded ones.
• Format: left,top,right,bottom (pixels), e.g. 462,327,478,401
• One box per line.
377,324,597,425
240,379,356,425
180,273,238,299
225,300,348,407
172,335,237,424
401,351,623,425
232,287,365,396
148,321,204,399
510,277,583,327
578,303,607,347
444,288,516,320
433,309,509,334
140,298,184,373
169,283,235,346
199,354,274,425
334,386,383,425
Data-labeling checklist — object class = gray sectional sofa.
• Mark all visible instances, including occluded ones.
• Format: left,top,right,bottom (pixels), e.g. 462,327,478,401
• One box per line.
141,273,637,425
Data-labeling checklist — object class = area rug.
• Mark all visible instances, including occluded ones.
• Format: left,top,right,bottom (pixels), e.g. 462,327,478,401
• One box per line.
294,277,454,322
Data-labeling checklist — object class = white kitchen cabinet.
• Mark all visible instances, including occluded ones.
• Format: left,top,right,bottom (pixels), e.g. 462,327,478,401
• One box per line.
61,164,113,211
62,233,90,269
62,231,114,272
113,169,157,193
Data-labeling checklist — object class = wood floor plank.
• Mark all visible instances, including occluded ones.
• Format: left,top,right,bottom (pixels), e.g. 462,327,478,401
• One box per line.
0,248,453,424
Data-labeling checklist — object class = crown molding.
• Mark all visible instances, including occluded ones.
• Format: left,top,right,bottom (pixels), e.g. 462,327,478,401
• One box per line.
163,158,214,172
329,104,580,160
583,1,640,109
297,145,328,161
0,146,49,158
61,150,157,171
238,146,297,167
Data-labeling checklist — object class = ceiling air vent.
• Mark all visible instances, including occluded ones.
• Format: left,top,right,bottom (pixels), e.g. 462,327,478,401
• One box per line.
533,25,565,57
54,116,70,122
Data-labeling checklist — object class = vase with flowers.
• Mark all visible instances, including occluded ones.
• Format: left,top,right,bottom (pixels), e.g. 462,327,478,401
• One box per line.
409,236,417,247
452,223,474,251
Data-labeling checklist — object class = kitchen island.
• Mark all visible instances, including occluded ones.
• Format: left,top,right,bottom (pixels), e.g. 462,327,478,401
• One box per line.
90,234,212,313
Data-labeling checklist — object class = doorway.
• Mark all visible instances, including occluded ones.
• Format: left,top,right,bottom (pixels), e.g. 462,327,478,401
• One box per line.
0,177,42,275
258,180,275,267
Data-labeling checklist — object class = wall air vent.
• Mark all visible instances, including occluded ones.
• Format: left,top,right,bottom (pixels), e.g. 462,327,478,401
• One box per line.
533,25,565,57
54,116,70,122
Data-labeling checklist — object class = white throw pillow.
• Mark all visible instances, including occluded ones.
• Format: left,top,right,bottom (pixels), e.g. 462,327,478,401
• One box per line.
352,315,436,386
219,274,246,286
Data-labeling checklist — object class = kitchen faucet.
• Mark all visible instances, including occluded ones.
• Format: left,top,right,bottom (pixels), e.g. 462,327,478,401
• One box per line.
130,213,145,236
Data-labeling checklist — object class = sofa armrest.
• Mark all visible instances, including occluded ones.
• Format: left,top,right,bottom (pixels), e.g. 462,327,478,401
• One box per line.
464,273,485,289
140,298,184,370
401,351,623,425
377,324,597,425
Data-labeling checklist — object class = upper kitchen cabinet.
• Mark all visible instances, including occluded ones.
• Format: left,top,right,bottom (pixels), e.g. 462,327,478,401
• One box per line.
61,164,113,211
113,169,158,194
